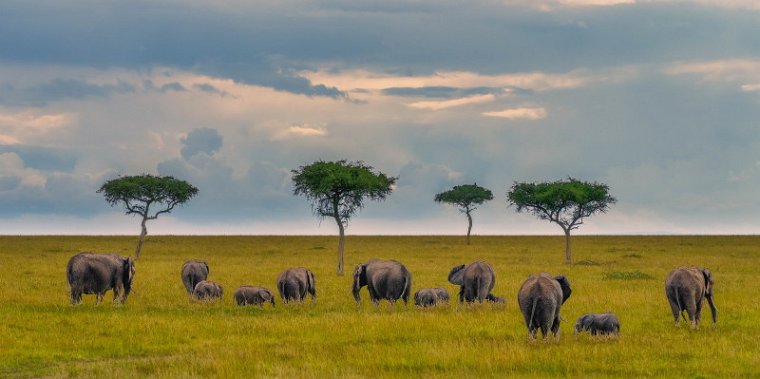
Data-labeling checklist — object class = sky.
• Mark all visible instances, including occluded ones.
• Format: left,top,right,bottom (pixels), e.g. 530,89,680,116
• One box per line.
1,0,760,235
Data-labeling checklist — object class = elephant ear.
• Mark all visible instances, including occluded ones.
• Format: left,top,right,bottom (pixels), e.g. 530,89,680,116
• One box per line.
125,257,135,282
204,261,209,275
448,264,466,285
554,275,572,304
353,264,367,289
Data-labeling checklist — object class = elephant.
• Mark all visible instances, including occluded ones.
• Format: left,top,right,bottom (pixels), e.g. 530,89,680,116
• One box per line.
414,287,450,307
447,261,496,303
234,285,275,307
517,273,572,339
352,259,412,306
66,252,135,305
181,260,209,294
665,266,717,327
276,267,316,304
485,293,506,304
575,313,620,336
192,280,223,301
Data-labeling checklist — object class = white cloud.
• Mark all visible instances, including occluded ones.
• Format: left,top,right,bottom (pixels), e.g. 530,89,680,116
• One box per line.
741,83,760,92
272,125,328,140
0,111,77,145
408,94,496,110
482,107,547,120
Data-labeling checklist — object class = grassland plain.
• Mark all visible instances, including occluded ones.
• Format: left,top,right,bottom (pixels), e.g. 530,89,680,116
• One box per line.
0,235,758,378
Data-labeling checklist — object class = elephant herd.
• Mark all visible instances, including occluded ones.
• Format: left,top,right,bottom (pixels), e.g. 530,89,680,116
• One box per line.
66,252,718,339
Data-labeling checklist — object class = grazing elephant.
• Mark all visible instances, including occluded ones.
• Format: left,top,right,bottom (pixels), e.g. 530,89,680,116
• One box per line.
234,285,275,307
665,266,717,327
67,252,136,305
352,259,412,306
181,260,209,294
448,261,496,303
485,293,506,304
575,313,620,336
517,273,572,339
414,287,450,307
192,280,223,301
276,267,316,304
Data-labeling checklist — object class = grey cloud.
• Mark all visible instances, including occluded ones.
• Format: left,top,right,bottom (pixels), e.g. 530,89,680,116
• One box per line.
0,175,21,191
0,145,78,172
0,79,134,106
159,82,186,93
180,128,223,160
193,83,231,97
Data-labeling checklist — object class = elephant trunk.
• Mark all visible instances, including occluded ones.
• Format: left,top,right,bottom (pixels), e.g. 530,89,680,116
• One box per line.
706,294,717,324
352,283,361,304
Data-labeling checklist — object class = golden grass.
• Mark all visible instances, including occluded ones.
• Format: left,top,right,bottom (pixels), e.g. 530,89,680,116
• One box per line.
0,235,758,378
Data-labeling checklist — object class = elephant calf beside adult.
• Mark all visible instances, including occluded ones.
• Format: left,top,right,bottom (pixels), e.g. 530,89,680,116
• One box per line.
517,273,572,340
181,260,209,294
276,267,316,304
448,260,498,303
665,266,717,327
67,252,136,305
352,259,412,306
234,285,275,307
575,312,620,336
192,280,223,301
414,288,450,307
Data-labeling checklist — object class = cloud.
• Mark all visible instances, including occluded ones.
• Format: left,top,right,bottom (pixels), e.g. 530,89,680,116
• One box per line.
741,83,760,92
0,145,78,172
482,107,547,120
193,83,232,97
0,79,134,106
272,125,328,140
408,94,496,110
180,128,223,160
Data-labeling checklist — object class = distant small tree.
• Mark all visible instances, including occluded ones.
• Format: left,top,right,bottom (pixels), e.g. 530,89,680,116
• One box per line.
292,160,396,275
98,174,198,258
507,178,616,263
434,183,493,245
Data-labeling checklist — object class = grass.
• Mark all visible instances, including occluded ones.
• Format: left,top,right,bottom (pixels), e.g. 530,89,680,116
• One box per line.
0,235,758,378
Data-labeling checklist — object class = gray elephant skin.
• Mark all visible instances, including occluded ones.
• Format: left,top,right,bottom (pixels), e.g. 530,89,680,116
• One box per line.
181,260,209,294
517,273,572,339
192,280,223,300
66,252,135,305
575,313,620,336
414,287,450,307
448,261,496,303
234,285,275,307
276,267,316,303
352,259,412,305
485,294,506,304
665,266,717,326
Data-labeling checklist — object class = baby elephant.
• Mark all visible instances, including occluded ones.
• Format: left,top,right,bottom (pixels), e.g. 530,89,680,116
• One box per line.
414,288,450,307
575,313,620,336
192,280,223,301
486,294,506,304
234,285,275,307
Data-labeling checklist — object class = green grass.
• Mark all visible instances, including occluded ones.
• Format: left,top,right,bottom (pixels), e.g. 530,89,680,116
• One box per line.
0,235,758,378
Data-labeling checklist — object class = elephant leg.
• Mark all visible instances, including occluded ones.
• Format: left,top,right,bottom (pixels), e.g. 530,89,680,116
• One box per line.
551,314,561,339
695,299,704,326
95,292,104,305
667,298,682,326
70,289,82,305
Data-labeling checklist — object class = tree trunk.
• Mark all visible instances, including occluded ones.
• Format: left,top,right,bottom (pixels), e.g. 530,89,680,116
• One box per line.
335,216,345,276
563,227,572,264
134,217,148,259
466,211,473,245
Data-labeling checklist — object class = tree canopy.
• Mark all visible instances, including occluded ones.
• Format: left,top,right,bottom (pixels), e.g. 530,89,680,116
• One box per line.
507,178,615,263
435,183,493,245
292,160,396,275
98,174,198,258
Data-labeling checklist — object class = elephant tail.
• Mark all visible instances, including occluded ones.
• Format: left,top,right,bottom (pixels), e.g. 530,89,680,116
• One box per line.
674,287,687,322
528,297,538,329
278,280,287,302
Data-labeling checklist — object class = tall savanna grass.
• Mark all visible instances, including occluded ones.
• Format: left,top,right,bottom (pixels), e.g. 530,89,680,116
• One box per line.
0,235,758,377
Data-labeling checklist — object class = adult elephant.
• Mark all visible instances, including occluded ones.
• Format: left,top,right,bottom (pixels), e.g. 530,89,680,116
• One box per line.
665,266,717,327
447,261,496,303
192,280,223,301
352,259,412,306
276,267,316,304
181,260,209,294
67,252,136,305
517,273,572,339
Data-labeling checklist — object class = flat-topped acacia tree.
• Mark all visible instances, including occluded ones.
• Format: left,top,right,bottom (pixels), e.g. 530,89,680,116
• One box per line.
434,183,493,245
292,160,396,275
507,178,616,264
98,174,198,258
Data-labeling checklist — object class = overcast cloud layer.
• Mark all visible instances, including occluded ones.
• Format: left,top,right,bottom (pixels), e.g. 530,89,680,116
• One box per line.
1,0,760,235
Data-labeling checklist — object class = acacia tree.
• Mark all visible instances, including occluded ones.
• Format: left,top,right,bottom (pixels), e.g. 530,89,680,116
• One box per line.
98,174,198,258
434,183,493,245
292,160,396,275
507,178,616,263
